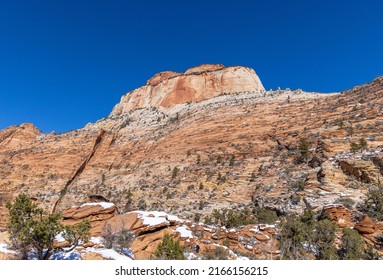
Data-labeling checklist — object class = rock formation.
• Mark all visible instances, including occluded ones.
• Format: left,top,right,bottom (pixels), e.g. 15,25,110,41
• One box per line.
110,64,264,115
0,64,383,259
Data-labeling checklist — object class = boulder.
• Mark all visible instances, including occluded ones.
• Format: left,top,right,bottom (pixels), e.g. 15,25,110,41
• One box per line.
355,215,376,234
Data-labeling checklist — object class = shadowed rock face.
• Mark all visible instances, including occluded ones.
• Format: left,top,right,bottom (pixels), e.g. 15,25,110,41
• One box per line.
110,64,264,115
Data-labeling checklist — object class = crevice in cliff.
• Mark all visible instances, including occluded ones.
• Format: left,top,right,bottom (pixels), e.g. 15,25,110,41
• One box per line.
52,129,106,213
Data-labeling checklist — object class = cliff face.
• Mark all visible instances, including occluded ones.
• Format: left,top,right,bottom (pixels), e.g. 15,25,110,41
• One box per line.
0,65,382,241
110,64,265,115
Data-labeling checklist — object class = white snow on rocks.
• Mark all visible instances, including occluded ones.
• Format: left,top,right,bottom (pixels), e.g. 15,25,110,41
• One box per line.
175,225,193,238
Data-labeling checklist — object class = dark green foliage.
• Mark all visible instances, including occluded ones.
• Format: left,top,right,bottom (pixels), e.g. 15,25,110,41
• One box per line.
199,200,207,210
199,183,204,190
138,199,147,209
350,141,360,153
193,213,201,223
62,219,91,252
339,228,365,260
171,166,179,179
6,193,90,260
229,155,235,167
222,238,230,248
298,137,310,162
359,187,383,221
206,208,256,228
359,138,368,150
279,211,338,260
250,172,256,182
347,124,354,136
312,219,338,260
153,234,185,260
364,245,381,260
256,208,279,224
279,214,308,260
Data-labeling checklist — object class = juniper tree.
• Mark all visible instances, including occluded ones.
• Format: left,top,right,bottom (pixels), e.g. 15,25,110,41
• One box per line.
153,234,185,260
6,193,90,260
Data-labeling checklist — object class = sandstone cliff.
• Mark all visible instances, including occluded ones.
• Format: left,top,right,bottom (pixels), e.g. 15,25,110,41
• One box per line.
0,65,383,258
110,64,264,115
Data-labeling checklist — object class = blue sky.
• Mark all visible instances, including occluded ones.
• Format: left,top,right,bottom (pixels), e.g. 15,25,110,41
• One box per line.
1,0,382,133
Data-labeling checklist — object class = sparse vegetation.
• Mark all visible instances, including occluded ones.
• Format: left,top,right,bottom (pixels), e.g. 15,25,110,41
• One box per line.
298,137,310,162
205,208,256,228
171,166,180,179
202,246,229,260
101,221,136,254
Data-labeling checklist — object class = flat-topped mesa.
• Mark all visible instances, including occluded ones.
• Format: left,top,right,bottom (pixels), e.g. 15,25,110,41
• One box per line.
110,64,265,116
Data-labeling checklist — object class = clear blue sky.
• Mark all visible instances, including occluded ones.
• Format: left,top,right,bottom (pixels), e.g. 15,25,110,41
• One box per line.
1,0,382,133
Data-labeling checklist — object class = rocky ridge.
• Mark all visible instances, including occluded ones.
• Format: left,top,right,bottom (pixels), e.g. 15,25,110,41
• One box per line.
0,65,383,258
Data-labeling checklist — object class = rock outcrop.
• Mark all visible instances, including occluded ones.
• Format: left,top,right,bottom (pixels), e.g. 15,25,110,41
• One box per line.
1,65,383,259
110,64,264,115
322,205,354,228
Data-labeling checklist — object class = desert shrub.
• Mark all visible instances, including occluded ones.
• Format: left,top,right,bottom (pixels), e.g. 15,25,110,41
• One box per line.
256,208,279,224
350,141,360,153
290,179,306,191
298,137,310,162
279,211,338,260
101,222,136,252
171,167,179,179
202,246,229,260
335,197,355,209
339,228,365,260
359,187,383,221
153,234,185,260
206,208,256,228
222,238,230,248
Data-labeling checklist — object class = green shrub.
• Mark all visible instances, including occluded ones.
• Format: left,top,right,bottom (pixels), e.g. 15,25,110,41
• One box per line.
298,137,310,162
153,234,185,260
279,211,338,260
339,228,365,260
359,187,383,221
256,208,279,224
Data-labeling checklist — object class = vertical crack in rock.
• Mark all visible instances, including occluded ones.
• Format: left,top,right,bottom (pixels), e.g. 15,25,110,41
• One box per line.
52,129,106,213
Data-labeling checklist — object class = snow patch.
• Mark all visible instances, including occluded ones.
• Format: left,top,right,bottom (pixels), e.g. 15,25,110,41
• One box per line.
0,244,14,254
84,247,133,260
81,202,115,209
90,236,104,245
55,232,66,243
176,226,193,238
